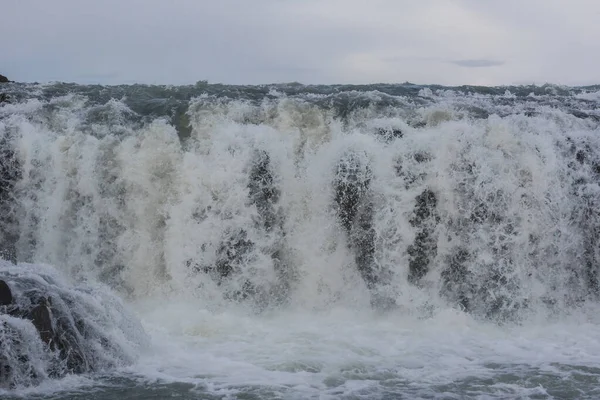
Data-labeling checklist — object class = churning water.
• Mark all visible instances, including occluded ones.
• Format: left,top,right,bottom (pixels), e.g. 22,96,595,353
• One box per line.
0,82,600,399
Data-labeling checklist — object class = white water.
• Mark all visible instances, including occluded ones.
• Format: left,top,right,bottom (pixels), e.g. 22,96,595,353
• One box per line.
1,90,600,398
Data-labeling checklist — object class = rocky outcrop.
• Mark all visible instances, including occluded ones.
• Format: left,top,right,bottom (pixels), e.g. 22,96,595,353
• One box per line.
188,149,289,310
0,75,9,83
332,152,395,309
0,280,11,305
333,152,376,286
0,279,88,385
0,264,145,389
407,189,439,284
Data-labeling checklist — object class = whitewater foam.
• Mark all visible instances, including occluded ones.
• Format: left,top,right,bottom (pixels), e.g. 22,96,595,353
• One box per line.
1,82,600,398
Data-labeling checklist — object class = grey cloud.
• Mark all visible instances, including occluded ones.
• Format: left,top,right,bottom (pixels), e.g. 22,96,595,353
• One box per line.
451,60,505,68
0,0,599,86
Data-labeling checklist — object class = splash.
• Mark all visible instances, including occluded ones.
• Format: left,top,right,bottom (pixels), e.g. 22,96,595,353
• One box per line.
0,84,599,324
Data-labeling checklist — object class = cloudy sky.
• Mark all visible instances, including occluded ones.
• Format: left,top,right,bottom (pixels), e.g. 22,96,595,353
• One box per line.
1,0,599,86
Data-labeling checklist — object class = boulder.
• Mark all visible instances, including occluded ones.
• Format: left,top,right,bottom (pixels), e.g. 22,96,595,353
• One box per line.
27,298,53,345
0,75,9,83
0,264,145,388
0,280,11,306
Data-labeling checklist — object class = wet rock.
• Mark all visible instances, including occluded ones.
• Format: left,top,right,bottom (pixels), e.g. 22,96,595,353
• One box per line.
0,75,9,83
576,149,586,164
375,127,403,142
583,226,600,296
407,189,439,284
440,249,526,322
568,142,600,296
349,201,377,289
27,298,53,345
0,138,21,264
332,152,392,305
411,189,437,223
210,150,282,282
413,152,431,163
214,230,254,280
193,150,290,309
333,152,372,234
440,248,472,311
248,150,281,232
0,280,12,306
0,268,141,386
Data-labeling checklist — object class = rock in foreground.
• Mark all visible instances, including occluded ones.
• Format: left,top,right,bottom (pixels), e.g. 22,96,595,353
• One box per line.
0,262,146,389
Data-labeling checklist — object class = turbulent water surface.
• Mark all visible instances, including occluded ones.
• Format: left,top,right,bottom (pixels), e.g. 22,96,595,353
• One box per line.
1,81,600,399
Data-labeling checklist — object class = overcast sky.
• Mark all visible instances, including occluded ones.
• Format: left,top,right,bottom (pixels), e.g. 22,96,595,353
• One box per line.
1,0,599,86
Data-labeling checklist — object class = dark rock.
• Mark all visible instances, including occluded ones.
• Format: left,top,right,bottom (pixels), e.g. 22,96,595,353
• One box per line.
248,150,281,232
410,189,437,224
192,150,290,309
440,248,525,322
440,248,472,311
28,298,54,345
214,229,254,280
0,137,21,264
375,127,403,142
332,152,392,306
349,200,377,288
0,75,9,83
413,152,431,164
333,152,372,234
0,93,10,104
205,151,281,283
0,280,12,306
0,266,143,387
407,189,439,284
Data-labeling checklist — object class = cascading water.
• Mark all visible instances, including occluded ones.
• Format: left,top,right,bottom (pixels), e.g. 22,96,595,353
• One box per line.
1,82,600,398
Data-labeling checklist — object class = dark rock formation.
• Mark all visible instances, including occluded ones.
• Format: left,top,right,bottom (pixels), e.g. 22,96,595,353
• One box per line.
0,265,144,388
333,153,372,235
407,189,439,284
0,75,9,83
441,247,525,322
0,280,12,305
212,229,254,281
190,150,289,309
440,248,472,311
570,143,600,296
333,152,376,286
332,152,395,309
375,127,403,143
0,279,89,383
27,298,53,345
248,151,281,232
0,137,21,263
